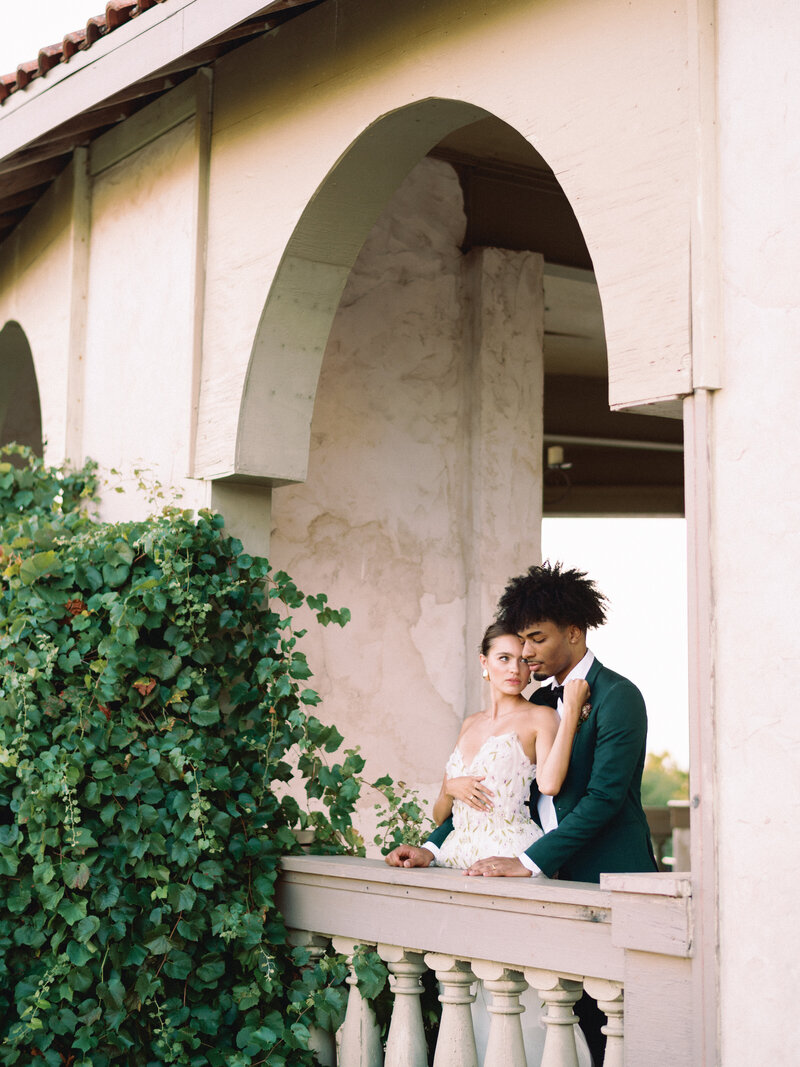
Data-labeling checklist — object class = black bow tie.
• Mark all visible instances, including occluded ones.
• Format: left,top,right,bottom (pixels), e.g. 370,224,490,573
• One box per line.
537,684,563,708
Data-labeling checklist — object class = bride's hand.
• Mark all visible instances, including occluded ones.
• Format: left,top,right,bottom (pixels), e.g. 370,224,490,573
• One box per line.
562,679,590,719
446,775,494,811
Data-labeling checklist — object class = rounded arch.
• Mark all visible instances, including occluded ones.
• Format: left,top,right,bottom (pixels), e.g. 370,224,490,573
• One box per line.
234,97,492,483
0,321,43,456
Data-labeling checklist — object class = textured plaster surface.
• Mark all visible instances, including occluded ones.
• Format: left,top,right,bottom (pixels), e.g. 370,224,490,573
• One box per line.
81,119,207,518
712,1,800,1060
0,166,75,465
271,159,470,797
270,158,544,826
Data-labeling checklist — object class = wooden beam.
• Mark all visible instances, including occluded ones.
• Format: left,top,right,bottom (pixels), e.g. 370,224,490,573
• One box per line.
44,100,145,140
0,208,28,230
144,13,282,78
89,74,197,177
0,156,69,198
98,74,183,108
153,47,227,77
0,184,51,211
0,133,93,175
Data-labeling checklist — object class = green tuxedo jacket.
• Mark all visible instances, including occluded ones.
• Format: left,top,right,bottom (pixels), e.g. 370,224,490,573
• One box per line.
428,658,657,884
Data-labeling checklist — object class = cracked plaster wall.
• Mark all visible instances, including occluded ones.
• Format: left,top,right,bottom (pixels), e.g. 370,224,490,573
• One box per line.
270,157,544,829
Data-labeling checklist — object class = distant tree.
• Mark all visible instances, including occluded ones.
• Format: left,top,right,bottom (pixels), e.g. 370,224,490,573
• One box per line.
641,750,689,806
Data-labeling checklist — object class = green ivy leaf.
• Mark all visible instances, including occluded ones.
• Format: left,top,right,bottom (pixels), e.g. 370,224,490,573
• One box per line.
98,975,125,1010
63,862,91,889
58,897,88,925
196,958,225,983
19,549,62,585
144,933,172,955
101,562,130,588
74,915,101,943
167,882,197,911
190,696,220,725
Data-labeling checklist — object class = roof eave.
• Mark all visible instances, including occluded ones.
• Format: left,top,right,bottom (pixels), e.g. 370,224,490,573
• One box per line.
0,0,310,163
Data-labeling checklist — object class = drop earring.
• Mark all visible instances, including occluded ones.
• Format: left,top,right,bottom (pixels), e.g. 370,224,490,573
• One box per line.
482,668,489,679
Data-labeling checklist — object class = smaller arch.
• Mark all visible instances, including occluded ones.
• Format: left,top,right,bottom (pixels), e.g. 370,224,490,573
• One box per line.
0,321,43,456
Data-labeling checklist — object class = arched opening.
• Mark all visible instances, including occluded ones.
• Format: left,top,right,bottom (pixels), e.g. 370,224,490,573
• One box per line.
0,322,43,457
235,98,488,484
241,101,686,835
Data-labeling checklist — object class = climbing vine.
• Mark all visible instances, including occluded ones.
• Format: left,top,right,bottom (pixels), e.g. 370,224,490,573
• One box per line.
0,446,431,1065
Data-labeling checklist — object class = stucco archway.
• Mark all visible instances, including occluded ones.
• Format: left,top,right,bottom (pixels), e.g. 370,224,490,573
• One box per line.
226,96,684,798
233,96,683,496
249,99,616,789
0,322,43,456
234,98,490,484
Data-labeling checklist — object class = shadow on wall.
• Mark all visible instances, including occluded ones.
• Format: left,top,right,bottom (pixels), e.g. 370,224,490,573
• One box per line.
0,321,42,457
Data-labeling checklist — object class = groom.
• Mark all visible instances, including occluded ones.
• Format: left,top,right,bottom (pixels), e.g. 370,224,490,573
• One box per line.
386,562,657,1060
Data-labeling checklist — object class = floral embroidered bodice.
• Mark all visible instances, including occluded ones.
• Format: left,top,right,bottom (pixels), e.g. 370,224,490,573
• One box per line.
436,731,543,869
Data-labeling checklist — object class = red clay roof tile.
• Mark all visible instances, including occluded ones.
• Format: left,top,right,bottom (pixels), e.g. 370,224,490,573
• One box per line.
85,15,109,48
15,61,39,91
0,73,16,104
37,45,64,75
1,2,172,103
62,30,88,62
106,1,138,32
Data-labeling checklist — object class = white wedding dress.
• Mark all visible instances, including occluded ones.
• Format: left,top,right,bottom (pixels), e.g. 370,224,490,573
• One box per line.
436,732,592,1067
437,731,543,869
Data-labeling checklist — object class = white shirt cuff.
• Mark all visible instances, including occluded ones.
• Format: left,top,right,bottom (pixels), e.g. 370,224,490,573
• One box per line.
518,851,543,877
422,840,441,864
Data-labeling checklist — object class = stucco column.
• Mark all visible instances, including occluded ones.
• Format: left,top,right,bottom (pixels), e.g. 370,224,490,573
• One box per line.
463,247,544,708
64,148,90,466
209,481,272,557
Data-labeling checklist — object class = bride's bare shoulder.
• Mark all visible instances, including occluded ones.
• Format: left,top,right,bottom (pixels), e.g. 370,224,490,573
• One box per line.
523,700,559,728
457,710,486,736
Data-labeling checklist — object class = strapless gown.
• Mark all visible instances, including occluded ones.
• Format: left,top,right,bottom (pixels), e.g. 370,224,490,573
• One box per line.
435,732,592,1066
436,731,543,868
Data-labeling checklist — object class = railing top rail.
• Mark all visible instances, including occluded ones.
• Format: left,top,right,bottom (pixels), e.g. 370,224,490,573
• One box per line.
278,855,627,980
281,855,613,906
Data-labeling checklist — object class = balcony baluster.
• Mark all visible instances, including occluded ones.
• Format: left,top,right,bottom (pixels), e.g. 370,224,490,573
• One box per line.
425,953,479,1067
332,936,384,1067
583,978,624,1067
525,970,583,1067
471,960,529,1066
288,929,337,1066
276,855,694,1066
378,943,429,1067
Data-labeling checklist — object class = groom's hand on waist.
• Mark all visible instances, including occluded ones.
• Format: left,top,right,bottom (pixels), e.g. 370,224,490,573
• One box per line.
465,856,532,878
385,844,435,868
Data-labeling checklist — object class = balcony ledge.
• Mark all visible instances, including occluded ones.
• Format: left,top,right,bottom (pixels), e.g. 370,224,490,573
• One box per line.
278,855,692,981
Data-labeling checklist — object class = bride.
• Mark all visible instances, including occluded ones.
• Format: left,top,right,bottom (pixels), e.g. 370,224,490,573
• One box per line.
432,621,585,867
430,621,591,1065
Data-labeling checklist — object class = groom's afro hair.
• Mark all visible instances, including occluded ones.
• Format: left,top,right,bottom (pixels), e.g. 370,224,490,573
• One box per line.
496,561,608,633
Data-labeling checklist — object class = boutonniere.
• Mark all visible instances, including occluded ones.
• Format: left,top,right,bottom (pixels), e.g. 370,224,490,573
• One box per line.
577,703,592,729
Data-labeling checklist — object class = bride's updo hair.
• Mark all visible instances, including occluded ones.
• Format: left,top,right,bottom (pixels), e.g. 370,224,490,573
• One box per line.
480,621,520,656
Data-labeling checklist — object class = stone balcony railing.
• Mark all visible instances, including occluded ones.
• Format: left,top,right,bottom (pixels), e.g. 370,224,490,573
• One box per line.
277,856,694,1066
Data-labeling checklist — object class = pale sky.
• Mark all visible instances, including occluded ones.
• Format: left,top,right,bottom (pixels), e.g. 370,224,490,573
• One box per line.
0,1,103,74
543,517,689,767
0,1,692,771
